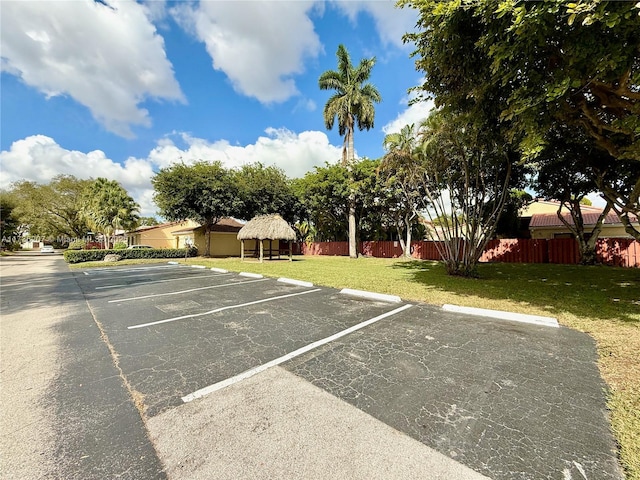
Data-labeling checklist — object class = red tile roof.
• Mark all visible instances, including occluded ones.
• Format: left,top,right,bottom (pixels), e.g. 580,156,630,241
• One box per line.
529,211,637,228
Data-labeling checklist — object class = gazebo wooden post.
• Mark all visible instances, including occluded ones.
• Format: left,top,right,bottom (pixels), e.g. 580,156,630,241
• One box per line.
259,239,264,263
240,240,244,261
289,240,292,261
269,239,273,260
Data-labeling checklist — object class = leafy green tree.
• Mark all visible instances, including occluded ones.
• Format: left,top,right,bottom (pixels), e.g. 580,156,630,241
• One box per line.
401,0,640,240
10,175,92,239
152,161,241,256
82,178,139,248
533,126,615,264
415,110,518,277
380,124,425,257
0,192,21,248
138,217,159,227
234,163,303,224
319,44,382,258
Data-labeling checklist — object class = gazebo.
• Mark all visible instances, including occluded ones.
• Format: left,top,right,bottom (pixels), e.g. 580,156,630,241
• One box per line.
237,214,297,262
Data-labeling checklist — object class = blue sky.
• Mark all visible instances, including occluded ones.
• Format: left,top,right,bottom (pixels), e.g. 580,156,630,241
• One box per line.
1,0,433,217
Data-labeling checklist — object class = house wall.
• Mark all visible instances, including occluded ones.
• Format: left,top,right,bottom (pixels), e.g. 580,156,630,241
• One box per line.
127,220,199,248
530,225,631,240
191,231,241,257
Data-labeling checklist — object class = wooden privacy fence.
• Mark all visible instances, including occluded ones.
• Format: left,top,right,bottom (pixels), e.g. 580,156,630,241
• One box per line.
301,238,640,268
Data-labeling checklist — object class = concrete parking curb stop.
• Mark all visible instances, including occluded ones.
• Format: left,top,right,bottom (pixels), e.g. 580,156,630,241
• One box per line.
339,288,402,304
277,278,314,287
210,267,228,273
191,265,206,269
441,304,559,327
239,272,264,279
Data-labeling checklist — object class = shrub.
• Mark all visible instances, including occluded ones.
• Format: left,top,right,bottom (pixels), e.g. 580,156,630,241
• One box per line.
113,242,127,250
64,247,198,264
68,240,86,250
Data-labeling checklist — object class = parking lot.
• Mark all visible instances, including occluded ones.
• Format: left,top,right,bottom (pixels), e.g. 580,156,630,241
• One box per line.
68,262,622,479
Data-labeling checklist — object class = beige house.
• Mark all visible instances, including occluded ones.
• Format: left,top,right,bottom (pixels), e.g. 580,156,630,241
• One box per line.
525,201,637,239
126,218,244,256
171,218,244,257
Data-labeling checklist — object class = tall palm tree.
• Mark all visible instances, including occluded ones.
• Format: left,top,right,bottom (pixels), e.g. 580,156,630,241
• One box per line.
319,44,381,258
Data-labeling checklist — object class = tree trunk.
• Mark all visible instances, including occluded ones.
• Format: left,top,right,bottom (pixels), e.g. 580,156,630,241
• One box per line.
405,216,412,258
204,224,212,257
348,198,357,258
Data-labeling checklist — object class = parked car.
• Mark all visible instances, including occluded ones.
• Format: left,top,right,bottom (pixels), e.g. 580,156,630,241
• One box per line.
40,245,55,253
126,245,153,250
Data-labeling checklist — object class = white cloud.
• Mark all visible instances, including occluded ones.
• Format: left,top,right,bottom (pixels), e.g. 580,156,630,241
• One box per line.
1,130,342,217
171,1,322,103
382,96,434,135
332,0,418,48
149,128,342,178
0,0,184,138
0,135,157,216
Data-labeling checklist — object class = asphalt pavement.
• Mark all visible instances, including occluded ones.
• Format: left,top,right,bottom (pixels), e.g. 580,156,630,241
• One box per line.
0,254,624,479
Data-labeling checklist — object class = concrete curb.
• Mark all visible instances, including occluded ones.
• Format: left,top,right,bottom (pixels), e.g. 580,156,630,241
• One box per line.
191,265,207,269
239,272,264,279
210,267,228,274
167,261,180,265
339,288,402,304
277,278,314,288
441,304,559,328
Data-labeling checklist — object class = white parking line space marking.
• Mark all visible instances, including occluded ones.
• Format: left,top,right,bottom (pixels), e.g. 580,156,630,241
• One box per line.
181,303,414,402
108,278,269,303
83,265,179,274
91,270,225,281
95,274,217,290
128,288,323,330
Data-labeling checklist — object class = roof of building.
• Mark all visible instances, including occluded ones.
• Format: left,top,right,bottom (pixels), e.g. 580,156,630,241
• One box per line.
237,214,296,241
529,211,637,228
171,218,244,235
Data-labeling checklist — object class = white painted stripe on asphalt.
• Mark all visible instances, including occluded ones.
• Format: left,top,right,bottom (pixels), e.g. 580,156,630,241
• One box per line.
277,277,313,287
239,272,263,278
109,278,268,303
95,274,215,290
128,288,322,329
91,269,215,281
210,267,228,273
83,272,90,276
441,304,559,328
181,303,413,402
339,288,402,304
85,265,178,274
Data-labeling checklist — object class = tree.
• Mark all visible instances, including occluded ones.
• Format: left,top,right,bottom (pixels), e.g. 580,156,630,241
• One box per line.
234,163,302,224
152,161,241,256
415,110,517,277
380,124,424,257
401,0,640,239
10,175,93,239
82,178,140,248
533,126,615,264
319,44,382,258
138,217,160,227
0,192,21,249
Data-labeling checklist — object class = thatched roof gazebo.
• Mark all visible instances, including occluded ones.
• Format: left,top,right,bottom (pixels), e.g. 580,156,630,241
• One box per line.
237,214,297,262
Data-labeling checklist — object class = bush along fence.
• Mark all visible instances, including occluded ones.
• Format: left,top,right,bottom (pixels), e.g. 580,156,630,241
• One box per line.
63,247,197,264
301,238,640,268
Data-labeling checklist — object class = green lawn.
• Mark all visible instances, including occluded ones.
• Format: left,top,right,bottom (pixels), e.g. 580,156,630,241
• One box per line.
71,255,640,479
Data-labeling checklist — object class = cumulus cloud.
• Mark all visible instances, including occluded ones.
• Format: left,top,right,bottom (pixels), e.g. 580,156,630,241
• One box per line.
1,130,342,217
332,0,418,48
0,0,184,137
382,95,435,135
149,128,341,178
171,1,322,103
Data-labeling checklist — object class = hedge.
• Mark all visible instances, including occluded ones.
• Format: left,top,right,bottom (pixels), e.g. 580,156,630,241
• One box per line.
63,247,198,264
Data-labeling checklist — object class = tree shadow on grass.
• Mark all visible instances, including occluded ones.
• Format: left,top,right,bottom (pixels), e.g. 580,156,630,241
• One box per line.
391,260,640,324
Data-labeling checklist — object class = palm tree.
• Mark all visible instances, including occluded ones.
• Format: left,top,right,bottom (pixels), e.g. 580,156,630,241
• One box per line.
319,44,381,258
82,178,139,248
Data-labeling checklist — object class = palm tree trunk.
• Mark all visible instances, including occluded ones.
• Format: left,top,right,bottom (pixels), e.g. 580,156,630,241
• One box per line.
346,125,358,259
